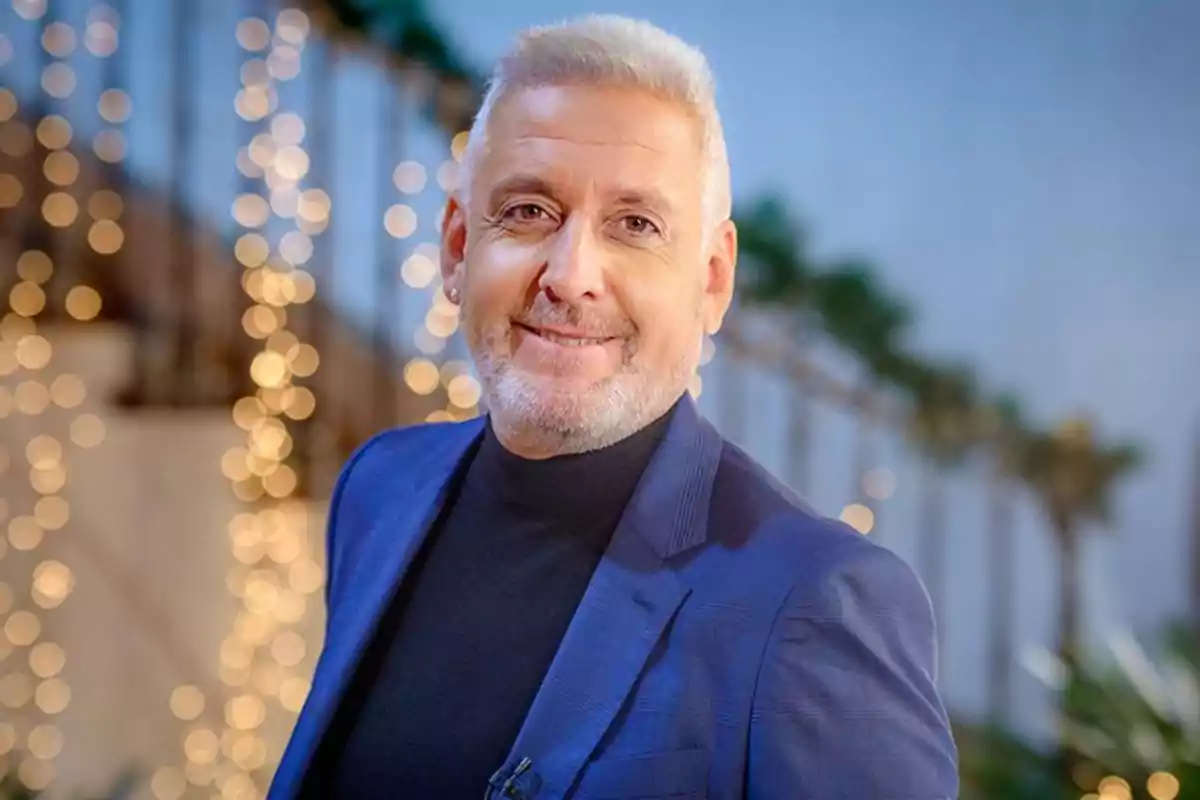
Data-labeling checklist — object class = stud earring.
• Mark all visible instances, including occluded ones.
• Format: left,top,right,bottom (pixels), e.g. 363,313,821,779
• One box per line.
446,286,460,304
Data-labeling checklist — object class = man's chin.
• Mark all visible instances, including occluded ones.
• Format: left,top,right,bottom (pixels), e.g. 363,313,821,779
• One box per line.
490,371,623,431
504,366,616,397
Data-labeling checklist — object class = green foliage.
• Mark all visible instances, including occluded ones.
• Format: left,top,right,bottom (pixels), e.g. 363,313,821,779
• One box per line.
315,0,483,132
322,0,462,72
730,189,1143,650
955,721,1075,800
734,195,811,306
1016,423,1143,532
958,624,1200,799
892,359,979,465
1060,624,1200,797
978,393,1026,473
810,260,911,369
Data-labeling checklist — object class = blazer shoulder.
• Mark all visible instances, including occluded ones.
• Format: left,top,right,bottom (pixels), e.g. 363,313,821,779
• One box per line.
338,420,466,488
329,419,478,529
347,420,442,464
710,438,894,580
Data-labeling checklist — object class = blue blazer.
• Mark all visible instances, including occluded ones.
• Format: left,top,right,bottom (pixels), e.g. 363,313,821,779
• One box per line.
270,397,958,799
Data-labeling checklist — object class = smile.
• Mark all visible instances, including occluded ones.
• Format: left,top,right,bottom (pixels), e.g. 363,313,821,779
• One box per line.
515,323,614,348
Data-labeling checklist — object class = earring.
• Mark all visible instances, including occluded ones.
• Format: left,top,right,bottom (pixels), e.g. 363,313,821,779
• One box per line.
446,286,460,304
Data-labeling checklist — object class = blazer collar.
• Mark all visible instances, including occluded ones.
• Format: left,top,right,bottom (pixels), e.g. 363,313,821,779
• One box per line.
489,394,725,797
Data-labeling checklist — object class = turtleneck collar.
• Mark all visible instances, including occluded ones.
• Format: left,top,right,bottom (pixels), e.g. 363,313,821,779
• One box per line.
461,399,681,522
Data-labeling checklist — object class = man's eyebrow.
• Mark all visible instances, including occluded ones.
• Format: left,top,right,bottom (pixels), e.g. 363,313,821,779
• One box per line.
487,175,556,207
485,177,676,215
609,188,675,215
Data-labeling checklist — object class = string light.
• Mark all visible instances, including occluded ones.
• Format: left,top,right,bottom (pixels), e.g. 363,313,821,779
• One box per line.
155,11,322,799
1147,771,1181,800
12,1,48,23
1095,775,1133,800
396,131,483,422
839,502,875,535
863,466,897,500
0,3,122,787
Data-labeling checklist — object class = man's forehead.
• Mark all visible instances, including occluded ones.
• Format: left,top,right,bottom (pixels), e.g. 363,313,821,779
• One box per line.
476,86,705,208
483,86,702,164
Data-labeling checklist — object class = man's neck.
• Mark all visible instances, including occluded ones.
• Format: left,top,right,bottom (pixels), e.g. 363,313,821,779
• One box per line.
487,401,679,460
465,402,679,516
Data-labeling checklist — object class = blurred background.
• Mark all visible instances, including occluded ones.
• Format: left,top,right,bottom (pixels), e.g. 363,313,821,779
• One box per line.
0,0,1198,797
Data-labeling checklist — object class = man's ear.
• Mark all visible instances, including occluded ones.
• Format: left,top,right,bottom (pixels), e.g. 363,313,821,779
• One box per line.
702,218,737,335
440,194,467,300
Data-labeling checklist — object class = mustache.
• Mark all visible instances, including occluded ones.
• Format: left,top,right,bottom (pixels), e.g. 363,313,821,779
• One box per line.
511,302,635,339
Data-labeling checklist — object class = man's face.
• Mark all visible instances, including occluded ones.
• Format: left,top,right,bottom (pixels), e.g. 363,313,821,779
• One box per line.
441,84,736,454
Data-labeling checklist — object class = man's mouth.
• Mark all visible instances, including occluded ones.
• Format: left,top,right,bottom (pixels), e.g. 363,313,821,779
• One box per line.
514,322,614,348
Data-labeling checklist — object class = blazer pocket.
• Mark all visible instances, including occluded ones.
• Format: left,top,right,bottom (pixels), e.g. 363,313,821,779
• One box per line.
572,747,710,799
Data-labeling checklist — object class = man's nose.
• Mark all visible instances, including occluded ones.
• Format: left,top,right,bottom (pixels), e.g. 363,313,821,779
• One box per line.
539,217,606,304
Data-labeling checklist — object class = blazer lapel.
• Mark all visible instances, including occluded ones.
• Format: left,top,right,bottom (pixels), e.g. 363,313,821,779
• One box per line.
273,419,485,800
496,396,725,798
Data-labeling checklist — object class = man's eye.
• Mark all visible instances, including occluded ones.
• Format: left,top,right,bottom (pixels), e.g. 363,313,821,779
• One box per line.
503,203,550,222
621,215,660,236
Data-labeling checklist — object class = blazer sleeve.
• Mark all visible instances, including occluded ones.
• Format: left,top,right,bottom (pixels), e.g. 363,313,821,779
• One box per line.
747,541,959,799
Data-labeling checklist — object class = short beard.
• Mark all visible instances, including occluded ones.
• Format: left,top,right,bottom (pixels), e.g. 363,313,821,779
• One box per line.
472,332,692,457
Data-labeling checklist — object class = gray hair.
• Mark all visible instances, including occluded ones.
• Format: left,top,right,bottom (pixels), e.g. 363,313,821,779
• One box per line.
459,15,732,228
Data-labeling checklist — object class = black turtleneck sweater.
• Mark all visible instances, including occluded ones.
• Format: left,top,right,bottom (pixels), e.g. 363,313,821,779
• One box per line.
309,407,675,799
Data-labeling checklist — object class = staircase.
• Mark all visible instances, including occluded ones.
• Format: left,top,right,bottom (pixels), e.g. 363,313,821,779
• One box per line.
0,322,333,795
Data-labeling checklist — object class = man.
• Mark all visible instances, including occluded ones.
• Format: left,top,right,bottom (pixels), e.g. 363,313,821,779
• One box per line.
271,14,957,800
